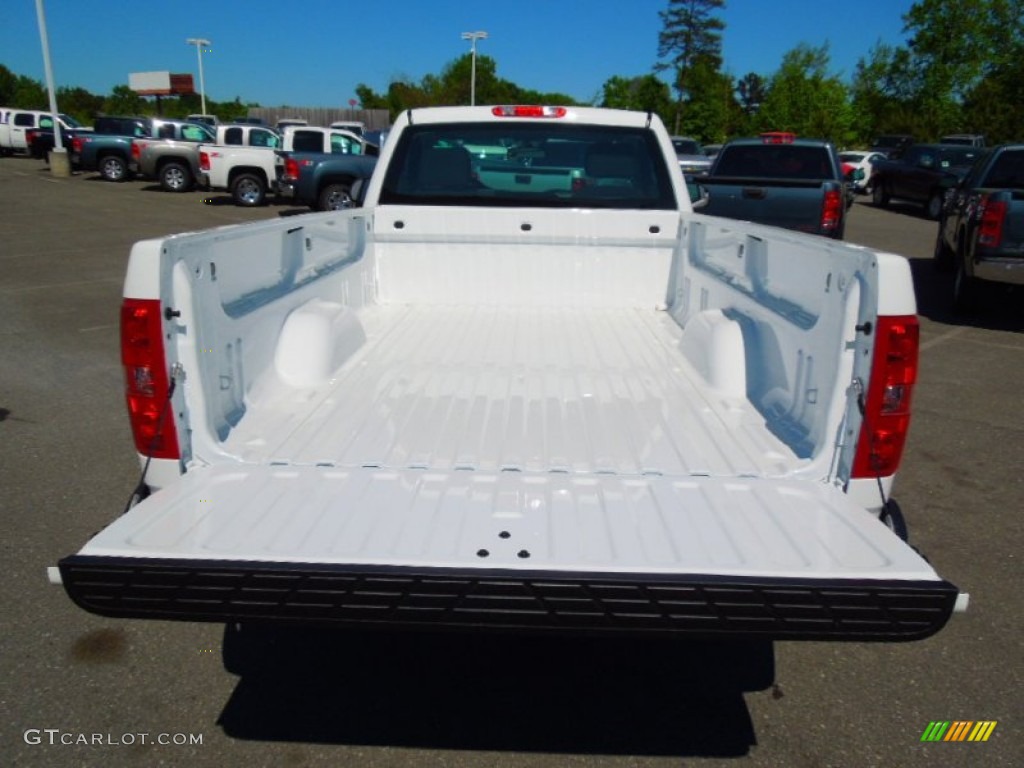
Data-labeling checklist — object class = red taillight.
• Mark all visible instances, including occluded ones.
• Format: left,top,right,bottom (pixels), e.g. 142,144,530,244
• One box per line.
821,187,843,233
761,131,796,144
131,141,141,160
71,136,84,153
283,157,300,181
852,315,919,478
121,299,180,460
978,195,1007,247
491,105,567,118
199,151,210,171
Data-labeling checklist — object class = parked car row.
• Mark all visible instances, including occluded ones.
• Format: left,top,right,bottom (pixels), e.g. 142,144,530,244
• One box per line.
853,137,1023,312
838,138,1021,313
674,129,1019,315
200,123,377,208
9,108,1018,311
2,109,382,212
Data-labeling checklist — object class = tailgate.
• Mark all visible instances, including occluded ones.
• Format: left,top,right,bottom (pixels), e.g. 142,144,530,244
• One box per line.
59,464,958,640
702,178,827,232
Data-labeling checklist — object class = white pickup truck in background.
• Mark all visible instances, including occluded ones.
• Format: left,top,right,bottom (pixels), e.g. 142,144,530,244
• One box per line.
55,105,964,642
0,108,83,155
199,125,365,206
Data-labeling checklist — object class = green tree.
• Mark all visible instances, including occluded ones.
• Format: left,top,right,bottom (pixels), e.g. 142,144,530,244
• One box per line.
903,0,1020,100
12,75,47,109
734,72,767,135
102,85,146,116
438,54,499,105
962,53,1024,142
678,56,736,142
736,73,766,116
655,0,727,133
354,84,388,111
757,44,854,145
214,97,251,123
355,54,579,121
884,0,1024,138
387,80,432,116
0,64,18,105
600,74,673,116
850,43,921,143
56,86,105,123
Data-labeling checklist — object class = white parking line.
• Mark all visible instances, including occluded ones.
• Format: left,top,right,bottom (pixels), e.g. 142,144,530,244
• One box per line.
0,277,121,294
919,326,969,351
78,324,118,333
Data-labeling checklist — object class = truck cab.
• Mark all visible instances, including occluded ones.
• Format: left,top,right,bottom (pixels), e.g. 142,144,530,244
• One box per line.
0,109,83,155
215,124,281,148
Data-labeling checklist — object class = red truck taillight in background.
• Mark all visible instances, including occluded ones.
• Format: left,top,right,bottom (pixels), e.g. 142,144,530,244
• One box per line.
283,157,301,182
199,151,210,171
131,141,141,162
71,136,85,153
978,195,1007,247
121,299,180,460
852,315,919,479
761,131,796,144
821,186,843,234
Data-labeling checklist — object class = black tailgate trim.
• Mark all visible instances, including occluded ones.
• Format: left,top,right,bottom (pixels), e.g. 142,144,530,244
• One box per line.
58,556,958,641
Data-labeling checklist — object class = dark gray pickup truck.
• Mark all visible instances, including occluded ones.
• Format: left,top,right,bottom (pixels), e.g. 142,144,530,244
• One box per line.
274,143,378,210
935,143,1024,311
71,116,151,181
871,143,984,219
698,137,849,239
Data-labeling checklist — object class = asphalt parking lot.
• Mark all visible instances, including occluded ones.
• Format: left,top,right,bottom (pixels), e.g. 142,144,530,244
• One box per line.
1,155,1021,767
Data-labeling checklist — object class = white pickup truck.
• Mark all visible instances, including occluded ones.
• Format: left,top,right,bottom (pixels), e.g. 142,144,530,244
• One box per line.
0,108,83,154
55,106,963,642
199,125,364,207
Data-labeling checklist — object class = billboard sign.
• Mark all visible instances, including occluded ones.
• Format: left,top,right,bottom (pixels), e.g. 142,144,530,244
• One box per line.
129,71,195,95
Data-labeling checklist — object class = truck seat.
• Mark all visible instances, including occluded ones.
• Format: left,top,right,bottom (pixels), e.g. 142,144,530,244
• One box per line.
581,143,643,197
416,146,474,192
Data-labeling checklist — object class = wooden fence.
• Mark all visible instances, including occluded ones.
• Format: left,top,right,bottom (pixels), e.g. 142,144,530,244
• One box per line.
247,107,390,130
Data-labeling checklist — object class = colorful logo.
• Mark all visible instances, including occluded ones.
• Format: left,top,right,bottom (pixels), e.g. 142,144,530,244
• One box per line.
920,721,997,742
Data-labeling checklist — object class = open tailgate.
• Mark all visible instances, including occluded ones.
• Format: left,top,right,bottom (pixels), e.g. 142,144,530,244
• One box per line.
59,464,958,640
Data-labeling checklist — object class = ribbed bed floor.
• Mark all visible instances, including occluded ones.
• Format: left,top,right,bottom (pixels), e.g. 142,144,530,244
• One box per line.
223,305,804,478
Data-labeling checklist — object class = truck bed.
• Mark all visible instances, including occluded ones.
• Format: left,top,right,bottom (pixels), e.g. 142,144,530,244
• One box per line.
63,297,957,641
223,304,801,477
59,201,959,640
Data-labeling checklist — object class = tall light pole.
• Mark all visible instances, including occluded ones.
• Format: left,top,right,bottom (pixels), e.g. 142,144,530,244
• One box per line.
34,0,70,176
460,31,488,106
185,37,211,114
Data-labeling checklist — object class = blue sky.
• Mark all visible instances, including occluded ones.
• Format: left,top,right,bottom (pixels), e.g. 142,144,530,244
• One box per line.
2,0,915,108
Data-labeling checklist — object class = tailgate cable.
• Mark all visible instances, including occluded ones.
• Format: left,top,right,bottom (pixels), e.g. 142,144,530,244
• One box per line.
852,379,888,504
121,362,184,514
853,378,909,540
